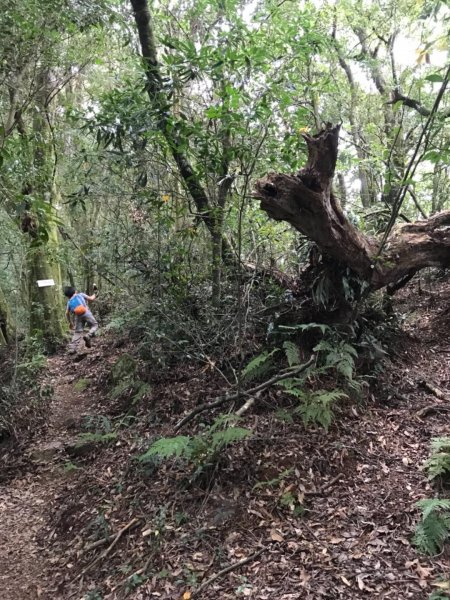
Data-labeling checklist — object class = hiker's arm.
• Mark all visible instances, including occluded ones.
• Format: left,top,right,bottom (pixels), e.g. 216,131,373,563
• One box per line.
65,309,73,329
81,293,96,302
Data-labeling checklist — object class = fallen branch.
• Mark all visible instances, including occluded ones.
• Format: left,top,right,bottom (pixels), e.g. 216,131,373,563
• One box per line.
419,380,447,400
192,548,266,597
74,517,140,582
82,518,142,554
174,356,315,431
235,394,258,417
416,404,450,418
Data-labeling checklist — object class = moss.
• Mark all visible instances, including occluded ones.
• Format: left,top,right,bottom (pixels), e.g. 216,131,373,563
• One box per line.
74,378,90,392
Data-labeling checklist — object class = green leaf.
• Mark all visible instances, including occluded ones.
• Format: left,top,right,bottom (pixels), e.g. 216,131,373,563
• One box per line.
425,73,445,83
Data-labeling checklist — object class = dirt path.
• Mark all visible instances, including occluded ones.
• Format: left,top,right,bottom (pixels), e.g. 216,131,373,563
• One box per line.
0,353,95,600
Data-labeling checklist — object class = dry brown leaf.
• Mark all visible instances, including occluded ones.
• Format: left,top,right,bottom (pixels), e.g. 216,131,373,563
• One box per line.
182,592,192,600
270,529,284,542
416,563,433,579
340,575,351,587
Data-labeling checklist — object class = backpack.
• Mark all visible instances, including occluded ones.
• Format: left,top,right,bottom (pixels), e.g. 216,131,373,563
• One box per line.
68,294,87,316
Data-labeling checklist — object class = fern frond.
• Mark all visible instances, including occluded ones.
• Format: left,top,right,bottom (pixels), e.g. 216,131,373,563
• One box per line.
425,453,450,480
294,389,346,430
279,323,330,335
210,427,251,450
416,498,450,520
276,377,306,391
414,499,450,555
139,436,192,461
208,413,240,433
430,437,450,453
242,349,278,382
283,341,301,367
428,589,450,600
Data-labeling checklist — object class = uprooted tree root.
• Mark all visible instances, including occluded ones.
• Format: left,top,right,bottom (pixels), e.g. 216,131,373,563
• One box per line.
253,123,450,292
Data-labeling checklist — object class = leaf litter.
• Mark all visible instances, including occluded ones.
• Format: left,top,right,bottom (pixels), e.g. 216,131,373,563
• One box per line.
0,279,449,598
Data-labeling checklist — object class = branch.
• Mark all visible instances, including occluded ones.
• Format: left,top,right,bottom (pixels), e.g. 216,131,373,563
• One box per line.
130,0,211,226
391,89,450,119
73,517,140,582
192,548,266,597
174,356,315,432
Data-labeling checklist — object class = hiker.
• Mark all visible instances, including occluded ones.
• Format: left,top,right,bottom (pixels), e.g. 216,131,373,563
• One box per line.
63,286,98,352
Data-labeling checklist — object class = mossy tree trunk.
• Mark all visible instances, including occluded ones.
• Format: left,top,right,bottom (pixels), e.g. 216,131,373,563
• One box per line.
23,71,65,352
0,286,13,346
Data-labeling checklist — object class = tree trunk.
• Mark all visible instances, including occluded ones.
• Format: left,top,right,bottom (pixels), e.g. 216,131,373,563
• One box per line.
25,71,65,352
254,124,450,291
0,286,13,346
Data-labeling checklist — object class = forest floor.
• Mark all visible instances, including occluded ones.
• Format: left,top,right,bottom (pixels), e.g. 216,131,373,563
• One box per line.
0,278,449,600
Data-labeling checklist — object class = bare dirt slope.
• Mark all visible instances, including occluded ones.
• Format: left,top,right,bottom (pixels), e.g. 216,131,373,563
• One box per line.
0,279,449,600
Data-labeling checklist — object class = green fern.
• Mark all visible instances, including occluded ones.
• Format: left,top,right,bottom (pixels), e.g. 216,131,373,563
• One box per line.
138,418,251,466
283,341,301,367
425,438,450,480
314,339,359,386
426,454,450,480
431,438,450,453
139,436,192,461
429,582,450,599
429,588,450,600
413,499,450,555
211,427,251,450
241,349,278,382
278,322,330,335
276,377,308,391
293,389,347,430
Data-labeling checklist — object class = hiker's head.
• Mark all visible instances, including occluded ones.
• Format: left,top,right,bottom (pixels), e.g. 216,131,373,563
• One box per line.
63,286,76,298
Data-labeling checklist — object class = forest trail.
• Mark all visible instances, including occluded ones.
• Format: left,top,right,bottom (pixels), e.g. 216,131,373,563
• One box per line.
0,350,99,600
0,281,449,599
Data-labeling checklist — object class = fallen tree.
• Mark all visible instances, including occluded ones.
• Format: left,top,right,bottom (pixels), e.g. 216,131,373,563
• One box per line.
253,123,450,293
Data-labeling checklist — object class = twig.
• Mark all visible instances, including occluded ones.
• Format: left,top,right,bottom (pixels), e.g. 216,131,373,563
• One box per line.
192,548,266,597
74,517,140,582
304,472,344,496
174,357,314,431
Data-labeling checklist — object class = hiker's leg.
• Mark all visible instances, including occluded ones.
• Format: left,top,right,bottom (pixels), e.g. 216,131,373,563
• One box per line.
84,311,98,338
68,316,84,352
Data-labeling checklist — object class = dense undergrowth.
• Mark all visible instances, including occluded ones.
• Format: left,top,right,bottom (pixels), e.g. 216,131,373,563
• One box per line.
0,338,51,451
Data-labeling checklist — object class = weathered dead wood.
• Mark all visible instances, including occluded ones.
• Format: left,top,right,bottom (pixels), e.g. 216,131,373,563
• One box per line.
254,123,450,291
419,380,447,400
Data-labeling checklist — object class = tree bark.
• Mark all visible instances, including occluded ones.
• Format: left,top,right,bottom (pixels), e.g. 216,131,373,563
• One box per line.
254,124,450,291
0,286,13,346
26,71,65,352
